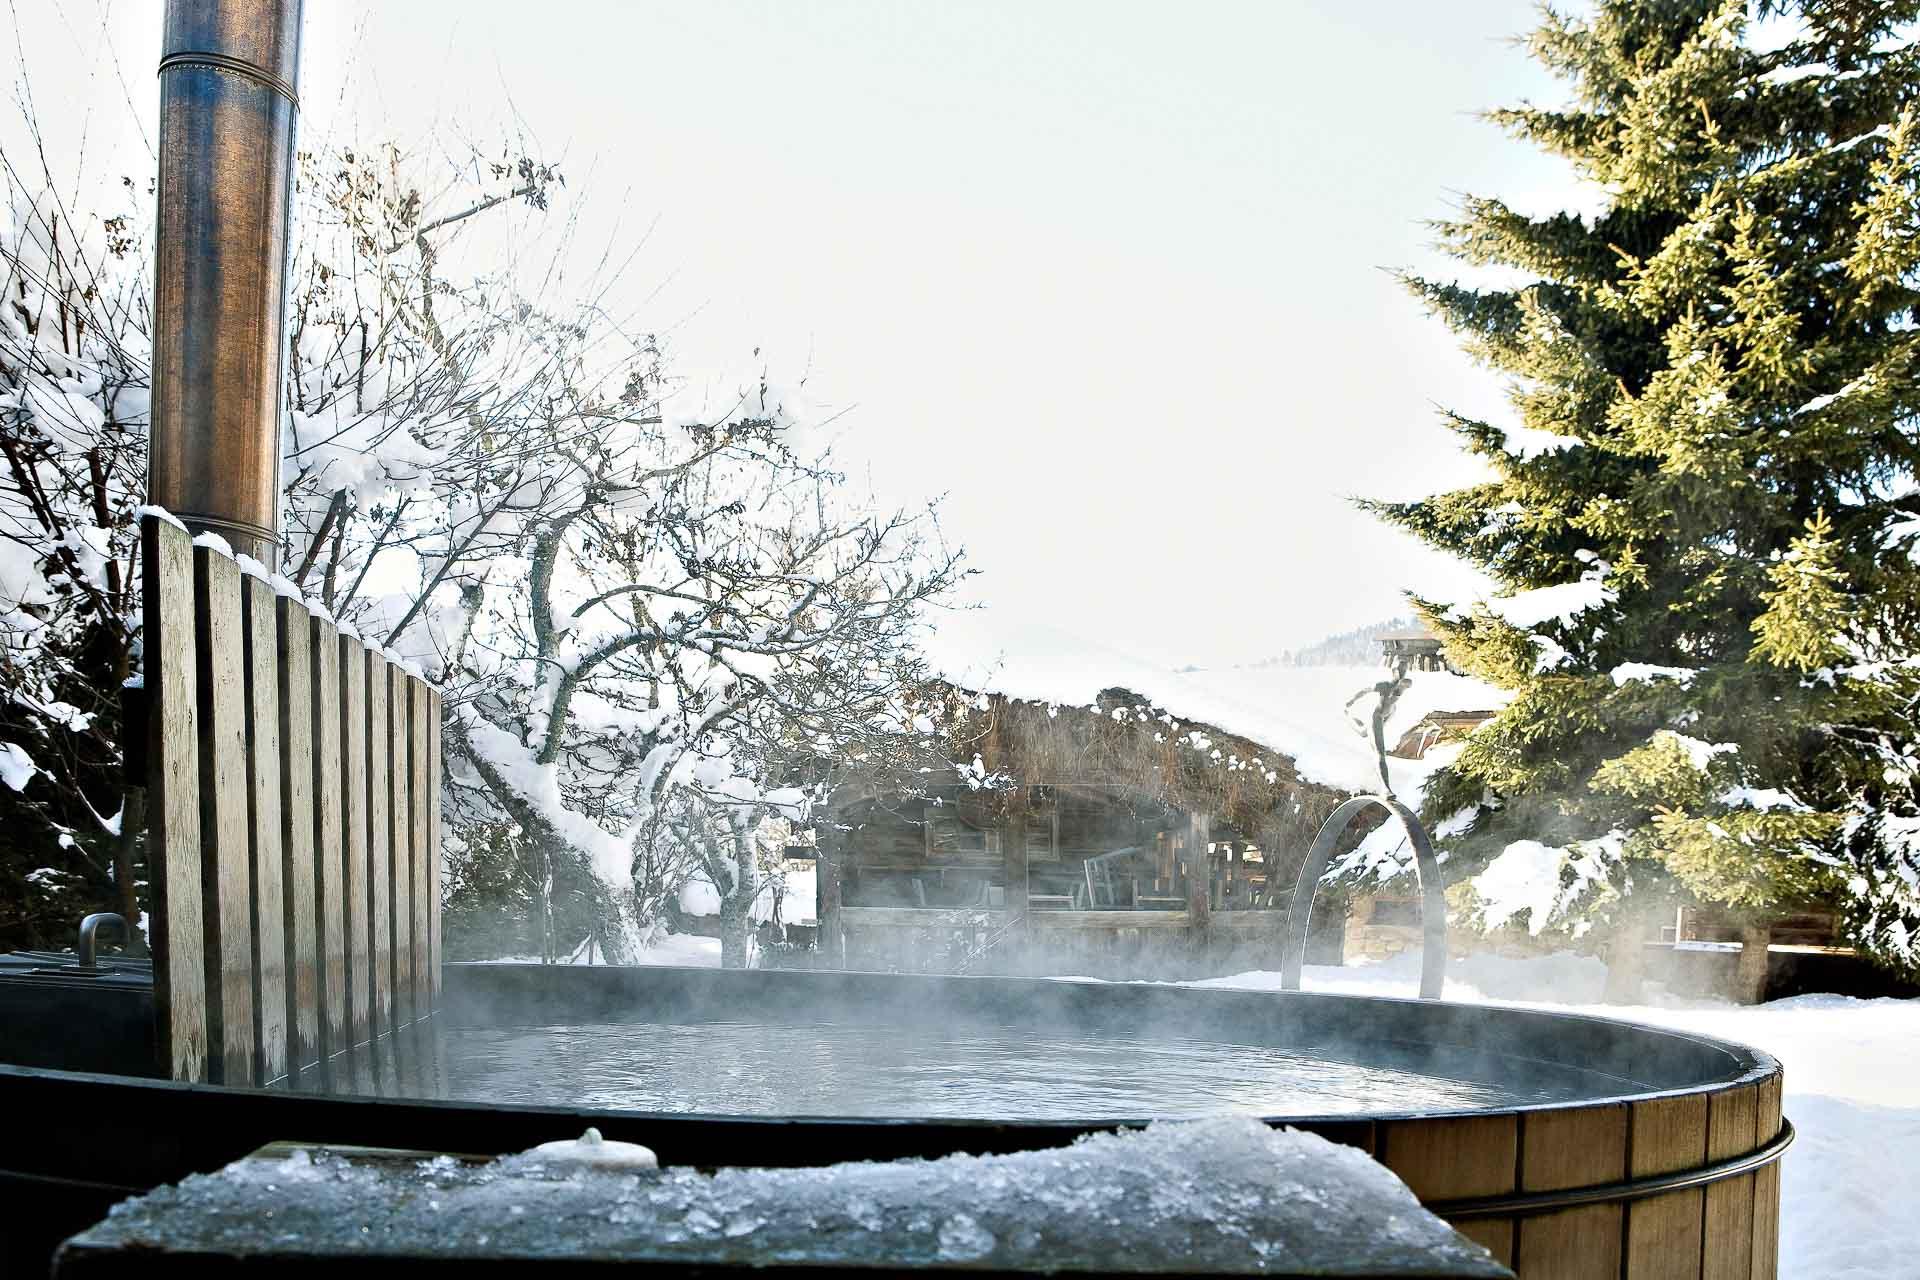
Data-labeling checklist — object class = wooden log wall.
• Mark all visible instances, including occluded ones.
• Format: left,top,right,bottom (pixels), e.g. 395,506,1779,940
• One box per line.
144,516,443,1087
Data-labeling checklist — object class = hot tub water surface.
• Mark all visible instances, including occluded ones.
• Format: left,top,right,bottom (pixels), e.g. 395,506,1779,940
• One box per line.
437,1019,1641,1119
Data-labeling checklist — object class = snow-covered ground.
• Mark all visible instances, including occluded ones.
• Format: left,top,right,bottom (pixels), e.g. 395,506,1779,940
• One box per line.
1194,953,1918,1280
474,932,723,968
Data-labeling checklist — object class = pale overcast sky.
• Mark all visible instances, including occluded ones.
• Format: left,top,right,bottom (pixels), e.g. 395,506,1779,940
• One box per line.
10,1,1596,667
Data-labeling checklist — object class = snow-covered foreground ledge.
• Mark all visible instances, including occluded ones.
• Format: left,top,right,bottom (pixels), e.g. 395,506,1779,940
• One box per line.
1191,952,1919,1280
70,1117,1507,1276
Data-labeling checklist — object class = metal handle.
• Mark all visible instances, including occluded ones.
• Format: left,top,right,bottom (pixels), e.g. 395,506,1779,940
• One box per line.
77,913,129,970
1281,795,1447,999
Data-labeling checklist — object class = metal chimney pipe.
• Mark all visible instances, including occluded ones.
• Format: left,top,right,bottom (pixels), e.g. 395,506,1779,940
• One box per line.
150,0,303,568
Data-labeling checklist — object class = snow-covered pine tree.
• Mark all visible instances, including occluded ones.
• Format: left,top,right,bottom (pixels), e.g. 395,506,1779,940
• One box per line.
1370,0,1920,988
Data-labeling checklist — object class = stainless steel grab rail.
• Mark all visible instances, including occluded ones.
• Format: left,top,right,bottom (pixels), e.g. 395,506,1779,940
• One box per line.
1281,794,1447,999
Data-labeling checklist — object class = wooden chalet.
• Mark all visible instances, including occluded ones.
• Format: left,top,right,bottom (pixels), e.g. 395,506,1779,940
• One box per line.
1379,627,1450,674
812,687,1351,977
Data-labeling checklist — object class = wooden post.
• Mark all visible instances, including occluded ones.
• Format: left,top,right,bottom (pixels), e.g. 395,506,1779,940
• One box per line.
240,576,286,1086
193,545,254,1086
1734,921,1771,1005
817,822,844,969
1602,898,1654,1004
145,518,206,1083
1187,813,1212,954
1227,840,1243,909
1003,801,1029,968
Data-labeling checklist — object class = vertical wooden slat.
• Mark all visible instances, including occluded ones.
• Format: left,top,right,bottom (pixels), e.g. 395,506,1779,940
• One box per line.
276,597,319,1083
1379,1113,1517,1266
144,517,207,1083
193,546,254,1086
1704,1085,1761,1280
310,615,347,1081
338,634,371,1090
389,663,414,1032
366,656,393,1051
427,690,442,1008
1516,1104,1628,1279
1751,1075,1784,1280
240,576,286,1087
1627,1092,1710,1280
409,677,432,1020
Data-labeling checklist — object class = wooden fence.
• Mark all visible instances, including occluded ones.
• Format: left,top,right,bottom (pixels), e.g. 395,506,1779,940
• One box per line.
141,514,442,1087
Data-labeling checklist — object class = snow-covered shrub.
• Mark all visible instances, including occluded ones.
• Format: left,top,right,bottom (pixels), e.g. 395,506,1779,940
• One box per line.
0,175,151,948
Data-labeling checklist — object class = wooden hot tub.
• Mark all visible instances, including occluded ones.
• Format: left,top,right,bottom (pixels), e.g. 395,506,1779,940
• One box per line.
0,963,1787,1279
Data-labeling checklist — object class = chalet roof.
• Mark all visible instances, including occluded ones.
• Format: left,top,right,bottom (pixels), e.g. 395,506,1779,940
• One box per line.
1379,629,1442,644
919,612,1508,797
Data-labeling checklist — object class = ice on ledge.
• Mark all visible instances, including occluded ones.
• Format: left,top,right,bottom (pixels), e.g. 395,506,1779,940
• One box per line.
522,1127,659,1171
72,1117,1508,1275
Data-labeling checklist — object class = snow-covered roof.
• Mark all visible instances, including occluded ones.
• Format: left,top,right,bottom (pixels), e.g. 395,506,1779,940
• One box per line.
921,611,1509,796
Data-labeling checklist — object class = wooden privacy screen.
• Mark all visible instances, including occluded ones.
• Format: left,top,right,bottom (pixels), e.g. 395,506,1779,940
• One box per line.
142,514,443,1087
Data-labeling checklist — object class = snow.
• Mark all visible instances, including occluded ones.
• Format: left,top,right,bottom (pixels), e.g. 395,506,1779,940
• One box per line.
679,862,812,926
1190,953,1920,1280
1476,572,1614,630
1611,662,1697,686
131,505,188,533
469,933,723,967
1661,730,1738,771
1757,62,1861,86
626,933,723,967
678,877,722,917
1499,423,1583,459
920,612,1507,795
1468,834,1621,936
521,1127,658,1171
461,713,640,887
1721,785,1809,813
0,741,35,792
84,1116,1502,1276
1826,125,1892,156
1472,840,1573,935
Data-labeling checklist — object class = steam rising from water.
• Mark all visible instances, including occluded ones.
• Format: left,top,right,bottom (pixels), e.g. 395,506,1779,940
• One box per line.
434,1018,1632,1119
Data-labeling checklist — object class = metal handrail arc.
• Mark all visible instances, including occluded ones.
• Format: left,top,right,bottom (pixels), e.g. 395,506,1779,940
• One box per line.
1281,794,1447,999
